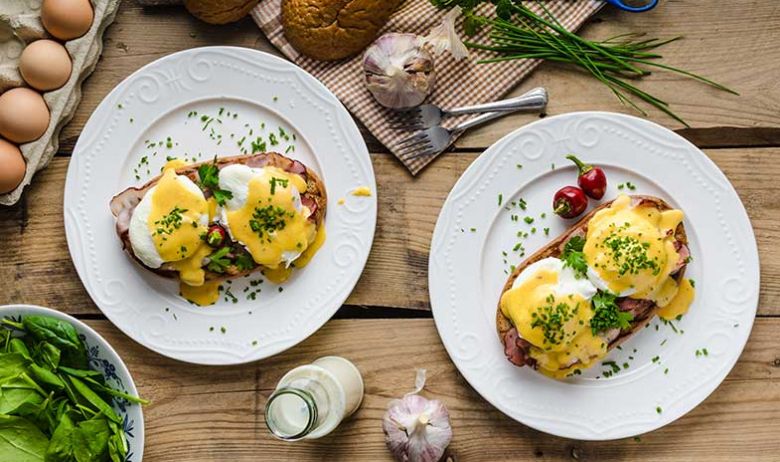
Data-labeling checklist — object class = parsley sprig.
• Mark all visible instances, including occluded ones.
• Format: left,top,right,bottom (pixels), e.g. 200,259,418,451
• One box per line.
590,291,634,334
198,158,233,206
235,253,256,271
206,247,231,273
561,236,588,278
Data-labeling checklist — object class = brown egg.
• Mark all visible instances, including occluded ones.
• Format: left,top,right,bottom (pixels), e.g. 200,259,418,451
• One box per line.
19,40,73,91
41,0,95,41
0,138,26,193
0,88,51,143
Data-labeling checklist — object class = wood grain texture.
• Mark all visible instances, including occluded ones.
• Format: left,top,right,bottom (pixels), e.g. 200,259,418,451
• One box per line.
83,317,780,461
453,0,780,149
55,0,780,158
1,148,778,315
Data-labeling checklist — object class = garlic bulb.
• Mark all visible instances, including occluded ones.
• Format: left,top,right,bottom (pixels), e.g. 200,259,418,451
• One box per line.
383,369,452,462
424,6,469,61
363,33,436,110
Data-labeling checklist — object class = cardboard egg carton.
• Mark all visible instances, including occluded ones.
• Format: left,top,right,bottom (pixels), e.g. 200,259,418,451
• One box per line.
0,0,120,206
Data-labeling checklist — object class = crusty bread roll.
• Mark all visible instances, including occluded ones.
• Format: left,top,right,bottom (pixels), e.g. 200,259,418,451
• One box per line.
184,0,259,25
281,0,403,61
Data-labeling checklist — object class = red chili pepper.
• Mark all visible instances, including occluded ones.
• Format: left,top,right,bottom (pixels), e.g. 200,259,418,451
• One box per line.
553,186,588,218
566,154,607,200
206,225,226,247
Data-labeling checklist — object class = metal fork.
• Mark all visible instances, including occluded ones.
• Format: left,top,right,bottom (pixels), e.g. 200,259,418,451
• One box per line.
395,87,548,130
396,88,548,161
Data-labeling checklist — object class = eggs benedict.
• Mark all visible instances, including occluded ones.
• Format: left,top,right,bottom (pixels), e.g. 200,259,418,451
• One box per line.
111,153,327,306
497,195,694,379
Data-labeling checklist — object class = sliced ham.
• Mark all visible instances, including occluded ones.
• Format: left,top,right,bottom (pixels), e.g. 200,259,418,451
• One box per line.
617,297,655,320
673,242,690,274
300,195,318,219
503,328,537,368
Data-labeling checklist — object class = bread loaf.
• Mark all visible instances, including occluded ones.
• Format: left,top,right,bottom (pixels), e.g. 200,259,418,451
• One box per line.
282,0,403,61
184,0,259,25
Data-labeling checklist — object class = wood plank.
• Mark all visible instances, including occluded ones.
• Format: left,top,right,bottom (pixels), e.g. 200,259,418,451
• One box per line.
1,147,779,314
58,1,780,158
455,0,780,149
83,317,779,461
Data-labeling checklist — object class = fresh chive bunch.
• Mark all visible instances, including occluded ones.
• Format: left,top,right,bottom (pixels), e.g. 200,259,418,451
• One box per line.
431,0,737,125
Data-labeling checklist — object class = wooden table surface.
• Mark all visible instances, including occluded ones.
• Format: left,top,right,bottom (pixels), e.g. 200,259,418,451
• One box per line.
2,1,780,460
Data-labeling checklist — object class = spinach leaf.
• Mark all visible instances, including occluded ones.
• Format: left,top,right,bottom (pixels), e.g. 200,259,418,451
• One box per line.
73,417,110,462
1,315,144,462
0,414,48,462
0,352,29,378
46,414,111,462
57,367,103,382
0,328,10,353
28,365,65,392
77,376,149,406
35,343,61,371
67,377,121,424
14,395,57,437
0,376,43,414
22,317,81,352
22,317,87,370
45,413,75,462
10,338,32,360
107,420,127,462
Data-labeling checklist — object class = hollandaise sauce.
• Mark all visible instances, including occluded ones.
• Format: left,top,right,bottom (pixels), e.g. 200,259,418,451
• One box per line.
131,159,325,307
584,195,690,308
499,195,695,379
148,168,209,264
225,168,315,267
221,166,319,288
500,265,606,378
657,278,695,320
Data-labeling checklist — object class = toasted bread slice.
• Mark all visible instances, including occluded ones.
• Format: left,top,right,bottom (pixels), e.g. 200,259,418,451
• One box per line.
109,152,326,283
497,195,689,372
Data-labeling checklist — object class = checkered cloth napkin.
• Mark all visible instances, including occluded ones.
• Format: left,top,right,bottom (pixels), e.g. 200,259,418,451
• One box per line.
251,0,603,174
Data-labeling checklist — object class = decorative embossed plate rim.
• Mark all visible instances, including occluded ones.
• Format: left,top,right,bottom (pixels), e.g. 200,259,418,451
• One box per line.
429,112,759,440
63,47,376,365
0,304,144,461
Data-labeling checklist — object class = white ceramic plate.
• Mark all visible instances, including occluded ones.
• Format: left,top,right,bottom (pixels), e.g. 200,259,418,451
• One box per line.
0,304,144,461
429,112,759,440
64,47,376,365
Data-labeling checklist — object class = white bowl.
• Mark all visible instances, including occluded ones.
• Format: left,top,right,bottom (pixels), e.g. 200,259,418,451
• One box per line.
0,304,145,461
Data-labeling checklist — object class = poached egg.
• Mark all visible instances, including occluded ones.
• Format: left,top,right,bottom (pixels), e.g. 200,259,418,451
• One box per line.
128,165,213,287
500,257,605,378
217,164,317,275
583,194,686,307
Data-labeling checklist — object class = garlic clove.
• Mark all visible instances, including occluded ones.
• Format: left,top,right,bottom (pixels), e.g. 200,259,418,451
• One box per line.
423,6,469,61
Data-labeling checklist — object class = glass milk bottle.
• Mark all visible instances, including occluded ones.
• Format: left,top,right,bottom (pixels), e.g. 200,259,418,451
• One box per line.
265,356,364,441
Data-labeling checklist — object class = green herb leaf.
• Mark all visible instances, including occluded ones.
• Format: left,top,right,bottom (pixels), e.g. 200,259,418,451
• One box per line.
561,236,588,278
197,158,233,206
206,247,232,274
235,253,256,272
0,414,49,462
590,291,634,334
